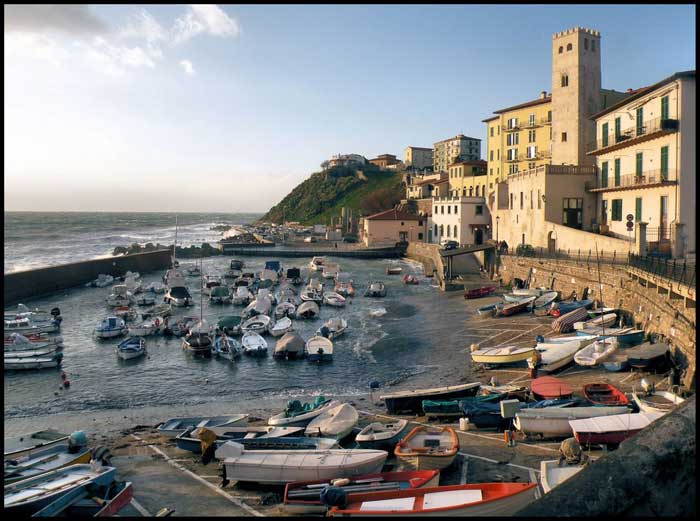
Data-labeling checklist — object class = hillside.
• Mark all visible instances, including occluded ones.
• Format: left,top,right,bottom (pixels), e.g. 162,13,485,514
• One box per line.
260,165,405,225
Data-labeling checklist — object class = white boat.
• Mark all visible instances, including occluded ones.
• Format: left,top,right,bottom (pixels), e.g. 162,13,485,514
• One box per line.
569,411,665,447
87,274,114,287
512,287,545,296
233,287,253,306
532,336,598,373
5,351,64,370
535,334,599,350
158,415,249,437
322,263,340,280
202,275,223,296
144,281,166,294
241,331,268,356
260,269,279,284
306,335,333,361
242,315,271,334
183,264,201,277
573,312,617,331
224,268,242,279
513,406,631,438
395,426,459,471
164,268,192,307
540,459,586,494
140,303,172,320
4,317,60,335
323,291,347,307
307,278,324,293
123,274,142,294
4,430,69,458
212,334,243,360
4,345,61,359
365,281,386,297
94,317,127,339
242,298,272,318
209,286,232,304
268,399,341,427
4,304,61,324
274,301,297,319
301,289,323,303
273,332,306,360
4,333,63,352
135,291,157,306
116,337,146,360
270,316,293,337
574,337,619,366
257,288,277,306
106,285,134,307
309,256,325,271
317,317,348,340
296,301,320,319
355,420,410,451
214,441,387,485
470,345,536,365
304,403,358,439
335,275,355,297
631,390,686,414
128,318,160,337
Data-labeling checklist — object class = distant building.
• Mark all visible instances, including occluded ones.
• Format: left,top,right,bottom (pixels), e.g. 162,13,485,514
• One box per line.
360,207,424,246
404,146,434,171
369,154,401,169
322,154,367,170
433,134,481,173
431,196,491,246
448,160,488,198
405,172,449,200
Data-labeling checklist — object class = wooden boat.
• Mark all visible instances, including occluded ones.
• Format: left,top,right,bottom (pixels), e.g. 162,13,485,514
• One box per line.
268,398,340,427
174,425,308,453
128,317,161,336
356,420,410,451
4,439,92,484
4,464,118,516
514,406,629,438
394,426,459,471
532,337,597,373
31,477,133,517
540,460,585,494
242,314,271,335
574,338,618,366
503,293,534,303
625,342,670,370
283,470,440,515
549,299,593,316
464,286,496,299
403,274,419,285
274,332,306,360
216,315,242,336
317,317,348,340
215,442,388,484
94,317,126,339
577,327,644,346
530,376,573,400
570,411,665,447
470,345,535,365
324,291,347,307
4,352,64,371
305,403,358,439
495,296,536,316
631,390,686,414
583,383,630,406
157,414,248,437
601,350,630,372
270,316,293,337
306,335,333,361
212,334,242,360
328,482,538,517
365,281,387,298
479,384,530,401
297,301,320,319
573,312,617,330
116,337,146,360
532,291,558,309
550,306,589,333
241,332,268,357
380,382,480,415
4,430,68,459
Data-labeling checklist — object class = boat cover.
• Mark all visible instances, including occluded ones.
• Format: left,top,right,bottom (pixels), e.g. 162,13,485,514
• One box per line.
285,396,327,417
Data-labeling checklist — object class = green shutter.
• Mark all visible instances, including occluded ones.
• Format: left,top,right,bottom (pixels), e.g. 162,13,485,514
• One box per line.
661,96,669,120
636,107,644,134
614,117,621,141
612,200,623,221
636,152,643,177
602,123,608,147
614,158,621,186
660,146,669,179
601,161,608,187
635,197,642,221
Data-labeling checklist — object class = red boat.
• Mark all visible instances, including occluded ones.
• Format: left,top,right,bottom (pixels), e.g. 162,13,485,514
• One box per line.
570,411,663,447
464,286,496,299
530,376,573,400
403,274,419,285
496,296,535,316
583,383,630,407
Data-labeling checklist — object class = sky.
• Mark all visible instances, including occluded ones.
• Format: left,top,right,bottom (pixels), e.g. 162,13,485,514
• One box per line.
4,4,696,213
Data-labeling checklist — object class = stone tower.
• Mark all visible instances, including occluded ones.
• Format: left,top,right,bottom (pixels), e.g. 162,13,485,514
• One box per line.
551,27,601,166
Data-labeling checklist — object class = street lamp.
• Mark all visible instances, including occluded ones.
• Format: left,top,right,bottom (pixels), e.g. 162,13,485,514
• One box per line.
496,216,500,243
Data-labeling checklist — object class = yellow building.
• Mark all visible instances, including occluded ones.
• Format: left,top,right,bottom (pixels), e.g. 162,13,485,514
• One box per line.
447,160,488,198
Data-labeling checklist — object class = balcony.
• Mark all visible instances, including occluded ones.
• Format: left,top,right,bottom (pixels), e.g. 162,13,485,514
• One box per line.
587,168,678,192
587,117,680,156
504,155,520,163
540,117,552,125
503,124,520,132
521,120,542,129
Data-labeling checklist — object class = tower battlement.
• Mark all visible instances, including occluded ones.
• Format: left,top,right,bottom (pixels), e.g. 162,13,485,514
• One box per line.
553,27,600,39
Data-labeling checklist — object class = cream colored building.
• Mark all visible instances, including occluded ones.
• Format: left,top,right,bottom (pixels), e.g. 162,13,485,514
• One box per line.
447,160,488,198
588,70,695,258
360,208,425,246
405,172,449,200
431,196,491,246
433,134,481,173
404,146,433,171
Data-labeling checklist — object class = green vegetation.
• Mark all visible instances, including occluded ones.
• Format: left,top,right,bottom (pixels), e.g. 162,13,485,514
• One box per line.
260,165,406,225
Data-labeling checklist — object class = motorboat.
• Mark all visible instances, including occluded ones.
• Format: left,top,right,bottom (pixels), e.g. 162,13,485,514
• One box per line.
144,281,166,294
309,256,325,271
182,320,214,355
4,345,61,360
233,286,254,306
164,286,193,307
224,267,242,279
157,414,249,437
260,268,279,284
317,317,348,340
268,398,339,427
470,345,535,365
569,411,665,448
123,273,142,294
386,266,403,275
530,376,573,400
202,275,223,296
335,274,355,297
355,420,410,451
216,315,243,336
583,383,630,406
257,288,277,306
4,333,63,352
304,403,358,439
241,331,268,357
4,317,60,336
274,332,306,360
322,263,341,280
4,351,64,371
274,301,297,319
296,301,320,319
306,335,333,361
476,303,498,316
4,304,62,325
209,285,232,304
265,260,283,277
380,382,481,415
540,459,586,494
286,267,304,285
514,406,630,438
242,315,271,335
574,337,619,366
365,281,386,297
94,317,127,339
106,285,134,307
631,388,685,414
301,288,324,303
323,291,347,307
395,426,459,471
114,306,138,322
116,337,146,360
270,316,293,337
212,334,243,360
136,291,157,306
183,264,201,277
242,297,272,319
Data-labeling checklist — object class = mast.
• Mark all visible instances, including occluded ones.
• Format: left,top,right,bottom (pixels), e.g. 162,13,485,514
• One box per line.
595,242,606,339
172,214,178,268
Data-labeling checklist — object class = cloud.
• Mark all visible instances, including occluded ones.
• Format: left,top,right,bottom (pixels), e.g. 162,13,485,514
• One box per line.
179,59,195,76
171,4,239,45
4,4,108,35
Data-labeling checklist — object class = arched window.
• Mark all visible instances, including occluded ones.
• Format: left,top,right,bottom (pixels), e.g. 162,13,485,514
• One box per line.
476,186,480,197
453,225,458,239
558,46,563,54
561,74,569,87
469,187,473,197
566,43,573,51
462,187,466,196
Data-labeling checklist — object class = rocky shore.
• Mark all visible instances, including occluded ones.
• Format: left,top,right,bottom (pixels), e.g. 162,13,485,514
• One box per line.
112,232,266,259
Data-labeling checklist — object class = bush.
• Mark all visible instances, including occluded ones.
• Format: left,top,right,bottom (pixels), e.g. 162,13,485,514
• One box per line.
516,244,537,257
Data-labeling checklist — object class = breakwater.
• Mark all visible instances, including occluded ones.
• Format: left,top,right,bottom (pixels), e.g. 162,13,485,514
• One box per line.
4,249,172,305
217,246,405,258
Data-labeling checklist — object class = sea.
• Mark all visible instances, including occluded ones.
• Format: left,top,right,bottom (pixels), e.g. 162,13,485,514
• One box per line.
4,212,482,421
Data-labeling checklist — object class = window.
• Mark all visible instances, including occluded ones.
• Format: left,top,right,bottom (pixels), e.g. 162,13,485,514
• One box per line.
661,96,669,120
561,132,567,142
601,122,608,147
529,162,536,170
418,219,423,226
561,74,569,87
489,168,493,176
439,224,444,236
400,222,404,226
635,152,643,177
507,148,518,161
614,117,621,141
528,129,536,143
537,189,541,209
434,224,438,236
497,149,500,160
507,133,519,146
469,187,473,196
636,107,644,135
508,117,518,129
462,187,466,196
527,145,537,159
454,205,457,214
529,114,535,126
614,158,621,186
635,197,642,221
441,205,444,214
591,40,596,52
547,110,552,122
584,38,588,50
446,225,450,237
566,43,573,51
611,199,623,221
520,192,524,210
510,193,513,209
453,225,458,238
563,198,584,229
475,205,483,215
490,127,494,137
447,205,451,214
434,206,437,214
660,146,669,179
475,186,479,197
490,150,493,161
418,232,423,241
558,46,563,54
601,161,608,187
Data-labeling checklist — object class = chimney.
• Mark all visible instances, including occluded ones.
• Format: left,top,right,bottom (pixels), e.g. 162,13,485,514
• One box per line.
627,88,634,93
540,91,547,99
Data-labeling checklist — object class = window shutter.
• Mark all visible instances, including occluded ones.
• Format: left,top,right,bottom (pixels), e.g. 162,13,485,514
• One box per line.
635,197,642,221
614,158,621,186
601,162,608,187
660,146,668,179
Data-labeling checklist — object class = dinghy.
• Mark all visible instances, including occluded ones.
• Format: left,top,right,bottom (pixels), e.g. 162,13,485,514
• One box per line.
94,317,127,339
270,316,293,337
574,337,619,366
268,398,339,427
296,301,320,319
324,291,347,307
464,286,496,299
274,332,306,360
317,317,348,340
210,286,232,304
215,441,388,485
540,459,586,494
241,331,268,357
182,320,214,355
241,315,271,335
631,389,685,414
380,382,481,415
583,383,630,406
569,411,665,447
30,475,133,517
128,318,160,337
304,403,358,439
275,301,297,319
327,482,538,517
4,430,69,458
175,425,306,453
157,415,249,437
531,337,597,373
530,376,573,400
626,342,670,370
495,296,536,316
365,281,387,297
116,337,146,360
532,291,558,309
216,315,242,336
4,352,64,371
514,406,630,438
212,334,242,360
395,426,459,471
476,303,498,316
140,303,171,320
233,287,253,306
355,420,410,451
470,345,535,365
306,335,333,361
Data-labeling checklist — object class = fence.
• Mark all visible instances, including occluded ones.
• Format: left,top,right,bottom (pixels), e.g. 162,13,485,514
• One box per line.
628,254,696,289
500,245,630,265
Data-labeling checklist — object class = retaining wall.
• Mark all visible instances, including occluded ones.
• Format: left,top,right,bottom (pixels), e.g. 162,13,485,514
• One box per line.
405,242,444,281
4,250,172,305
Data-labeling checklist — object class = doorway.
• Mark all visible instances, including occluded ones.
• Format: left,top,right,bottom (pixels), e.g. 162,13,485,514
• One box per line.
474,228,483,245
548,231,556,253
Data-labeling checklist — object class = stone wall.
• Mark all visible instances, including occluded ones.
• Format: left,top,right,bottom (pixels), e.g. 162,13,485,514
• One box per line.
405,242,444,282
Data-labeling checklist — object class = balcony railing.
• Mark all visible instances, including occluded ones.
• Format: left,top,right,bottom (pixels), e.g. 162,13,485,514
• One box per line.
540,117,552,125
587,117,679,155
521,120,542,129
504,155,519,163
587,168,676,191
504,124,520,132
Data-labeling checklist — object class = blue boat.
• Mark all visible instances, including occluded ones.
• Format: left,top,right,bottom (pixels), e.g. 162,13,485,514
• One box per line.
176,428,335,453
476,303,498,315
576,327,645,346
265,260,283,276
553,299,593,314
116,337,146,360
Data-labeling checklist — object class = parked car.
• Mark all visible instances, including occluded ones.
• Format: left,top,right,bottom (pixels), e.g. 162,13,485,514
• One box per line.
304,236,317,243
441,240,459,250
342,236,358,243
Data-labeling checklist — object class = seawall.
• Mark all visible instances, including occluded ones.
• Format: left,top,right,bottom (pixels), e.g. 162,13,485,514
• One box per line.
217,246,404,259
4,250,172,305
405,242,444,281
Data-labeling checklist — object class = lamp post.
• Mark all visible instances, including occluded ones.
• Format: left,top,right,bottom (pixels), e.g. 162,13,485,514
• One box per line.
496,216,500,243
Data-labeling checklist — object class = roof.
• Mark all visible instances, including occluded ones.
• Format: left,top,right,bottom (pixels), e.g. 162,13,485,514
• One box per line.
493,95,551,114
414,173,448,186
590,70,695,120
365,208,420,221
481,116,499,123
450,159,487,167
405,146,432,151
434,134,481,144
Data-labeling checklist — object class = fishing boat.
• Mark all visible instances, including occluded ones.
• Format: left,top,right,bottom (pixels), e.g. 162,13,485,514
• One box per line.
268,398,339,427
549,299,593,316
4,304,62,324
386,266,403,275
286,267,304,285
540,460,586,494
403,274,419,285
583,383,630,406
514,406,630,438
532,291,558,309
241,331,268,357
169,316,198,337
323,263,341,280
113,305,138,322
212,334,243,360
283,470,440,515
4,317,60,335
317,317,348,340
241,315,271,335
626,341,670,370
324,291,347,307
530,376,573,400
306,335,333,361
327,482,538,517
395,426,459,471
3,345,62,360
464,286,496,299
274,332,306,360
304,403,358,439
631,389,686,414
209,286,232,304
157,415,249,437
335,274,356,297
116,337,146,360
4,430,69,458
30,476,133,517
123,273,142,294
94,317,127,339
216,315,242,336
215,442,388,485
105,285,134,307
182,319,214,355
274,301,297,319
4,333,63,352
573,312,617,331
570,411,665,447
574,337,619,366
365,281,387,297
242,297,272,318
265,260,283,277
232,286,253,306
495,296,536,316
355,420,410,451
531,336,597,373
175,425,306,453
270,316,293,337
201,275,222,296
296,301,320,319
380,382,481,415
470,345,535,365
309,256,326,271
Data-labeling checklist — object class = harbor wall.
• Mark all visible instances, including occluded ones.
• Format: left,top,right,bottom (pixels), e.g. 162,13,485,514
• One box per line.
495,255,696,390
405,242,444,281
4,250,172,305
217,246,404,259
517,395,696,517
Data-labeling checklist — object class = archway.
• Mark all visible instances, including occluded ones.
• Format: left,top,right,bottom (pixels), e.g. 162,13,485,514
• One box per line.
475,228,484,245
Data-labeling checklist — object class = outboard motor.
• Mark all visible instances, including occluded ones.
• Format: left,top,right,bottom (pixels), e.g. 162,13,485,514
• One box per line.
320,486,348,510
50,307,62,324
68,431,87,454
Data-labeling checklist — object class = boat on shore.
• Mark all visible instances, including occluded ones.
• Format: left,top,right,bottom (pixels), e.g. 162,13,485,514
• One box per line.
574,337,619,366
380,382,481,415
476,303,498,315
274,332,306,360
355,420,410,451
576,327,644,346
394,426,459,471
30,475,133,517
464,286,496,299
583,383,630,406
549,299,593,316
305,403,358,439
601,350,630,372
532,291,558,309
470,345,535,366
530,376,573,400
175,425,305,453
157,415,249,437
550,306,590,333
495,296,536,316
570,411,665,447
573,312,617,330
532,336,597,373
4,430,68,459
540,459,586,494
514,406,630,438
268,398,339,427
631,389,685,414
625,342,670,370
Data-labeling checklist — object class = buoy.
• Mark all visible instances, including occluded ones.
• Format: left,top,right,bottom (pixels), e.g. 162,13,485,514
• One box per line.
63,380,70,388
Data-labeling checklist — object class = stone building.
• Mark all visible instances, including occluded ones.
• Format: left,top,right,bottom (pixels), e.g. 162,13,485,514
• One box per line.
433,134,481,173
404,146,433,171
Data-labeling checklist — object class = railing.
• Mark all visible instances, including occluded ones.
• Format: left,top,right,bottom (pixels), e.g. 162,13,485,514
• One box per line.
500,245,630,265
540,117,552,125
504,124,520,132
629,254,695,288
589,117,679,153
505,155,519,163
521,120,542,129
589,169,675,191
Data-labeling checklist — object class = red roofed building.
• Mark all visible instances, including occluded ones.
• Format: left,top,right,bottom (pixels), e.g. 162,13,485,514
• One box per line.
360,207,425,246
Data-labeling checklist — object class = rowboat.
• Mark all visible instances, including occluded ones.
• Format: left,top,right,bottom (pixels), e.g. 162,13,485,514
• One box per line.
335,275,356,297
274,332,306,360
128,317,160,336
464,286,496,299
275,301,297,319
4,436,92,484
540,460,585,494
306,335,333,361
241,332,268,357
394,426,459,471
174,425,311,453
574,338,619,366
530,376,573,400
323,263,341,279
3,345,60,359
31,476,133,517
502,293,534,303
550,307,590,333
296,301,320,319
305,403,358,439
570,411,665,447
583,383,630,406
573,312,617,330
135,291,156,306
4,430,68,459
514,406,630,438
470,345,535,365
317,317,348,340
512,287,545,296
242,315,271,335
283,470,440,515
380,382,481,415
549,299,593,316
625,342,670,370
476,303,498,316
4,333,63,351
495,297,536,316
116,337,146,360
233,287,253,306
140,303,171,320
157,414,248,437
324,291,347,307
242,298,272,319
576,327,644,346
601,350,630,372
386,266,402,275
4,352,64,371
215,442,388,485
212,334,243,360
268,398,340,427
270,316,293,337
328,482,538,516
631,390,685,414
309,256,326,271
365,281,387,298
355,420,410,451
532,336,597,373
182,320,214,355
216,315,242,336
532,291,558,309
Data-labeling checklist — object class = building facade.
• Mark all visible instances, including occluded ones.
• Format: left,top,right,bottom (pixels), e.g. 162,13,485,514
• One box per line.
360,208,424,246
447,160,488,198
404,146,433,171
430,196,491,246
433,134,481,173
323,154,367,169
405,172,449,200
369,154,401,169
